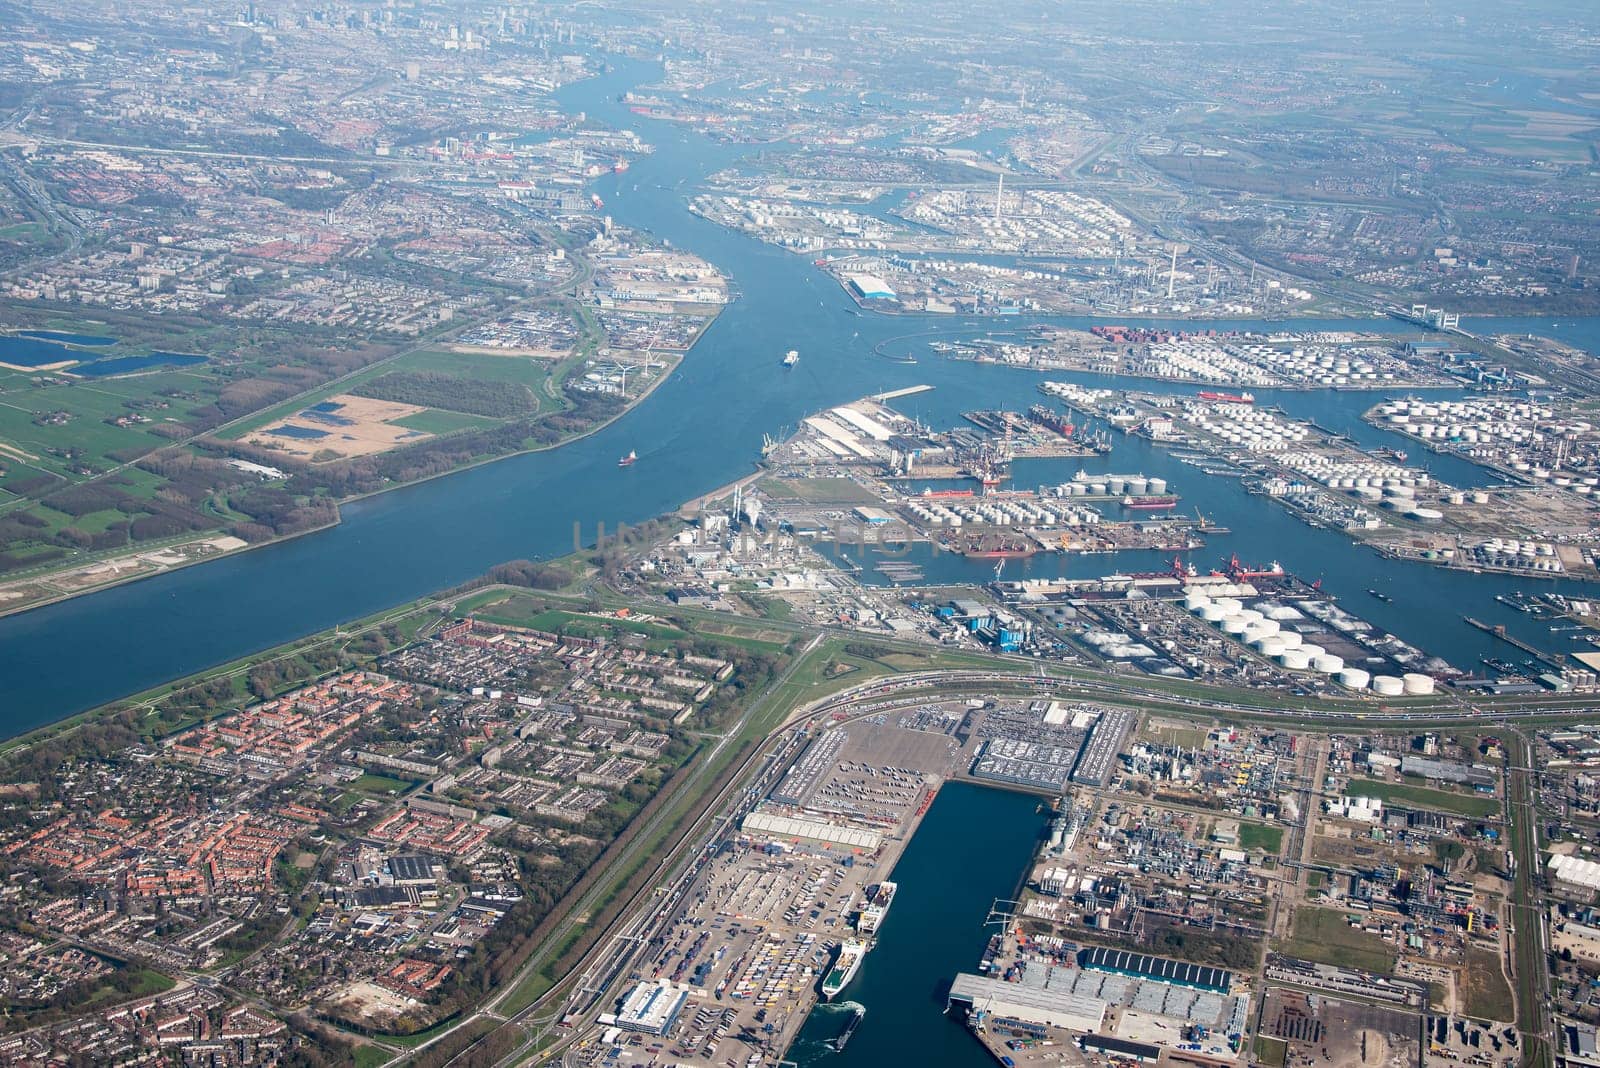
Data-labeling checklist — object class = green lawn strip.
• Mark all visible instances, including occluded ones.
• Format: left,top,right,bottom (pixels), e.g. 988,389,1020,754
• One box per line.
1346,776,1500,819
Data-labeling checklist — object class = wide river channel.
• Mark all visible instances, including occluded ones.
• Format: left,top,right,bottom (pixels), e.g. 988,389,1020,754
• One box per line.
1,56,1598,738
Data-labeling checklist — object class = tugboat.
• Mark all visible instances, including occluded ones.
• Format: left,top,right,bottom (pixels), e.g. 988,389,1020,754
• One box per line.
1368,588,1393,603
783,349,799,368
832,1005,865,1051
617,450,637,467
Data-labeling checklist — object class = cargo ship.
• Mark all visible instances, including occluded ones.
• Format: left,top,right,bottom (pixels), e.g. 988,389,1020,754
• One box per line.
855,881,896,934
1122,495,1179,510
1027,403,1075,437
1219,554,1283,581
1197,391,1255,404
820,940,867,1001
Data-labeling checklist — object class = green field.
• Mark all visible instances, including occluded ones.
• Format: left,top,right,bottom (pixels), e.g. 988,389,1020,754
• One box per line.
352,773,411,794
1276,907,1396,974
1254,1036,1288,1068
389,408,497,434
1462,946,1516,1022
352,1046,393,1068
1238,821,1285,854
1143,723,1208,750
1348,776,1500,819
221,347,554,440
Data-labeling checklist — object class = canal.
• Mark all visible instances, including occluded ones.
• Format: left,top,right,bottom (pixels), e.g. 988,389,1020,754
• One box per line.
787,782,1045,1068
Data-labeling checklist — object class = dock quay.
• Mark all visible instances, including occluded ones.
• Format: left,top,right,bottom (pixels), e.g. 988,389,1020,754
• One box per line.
1462,616,1566,670
590,710,970,1066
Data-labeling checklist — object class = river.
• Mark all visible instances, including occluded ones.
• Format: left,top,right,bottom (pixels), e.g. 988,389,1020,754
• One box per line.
1,56,1599,736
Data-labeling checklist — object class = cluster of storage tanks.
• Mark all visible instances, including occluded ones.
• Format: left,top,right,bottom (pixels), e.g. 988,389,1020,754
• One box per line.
1186,406,1309,453
1039,380,1115,406
1144,341,1275,385
1374,400,1600,487
1468,537,1563,573
903,498,1101,529
1182,590,1434,694
1253,345,1396,386
1043,473,1169,498
1146,342,1399,388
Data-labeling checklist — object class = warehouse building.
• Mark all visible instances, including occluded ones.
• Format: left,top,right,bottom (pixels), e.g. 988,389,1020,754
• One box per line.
1551,854,1600,893
946,973,1108,1033
847,274,896,300
1079,947,1233,994
609,979,689,1035
741,810,884,851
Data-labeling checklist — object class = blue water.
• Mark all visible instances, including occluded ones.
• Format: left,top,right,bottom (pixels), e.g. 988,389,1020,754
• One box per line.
789,783,1043,1068
266,424,329,440
0,55,1598,735
18,330,116,346
0,334,94,367
72,352,207,377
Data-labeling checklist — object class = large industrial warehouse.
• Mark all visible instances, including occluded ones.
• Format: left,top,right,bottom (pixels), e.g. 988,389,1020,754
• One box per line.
946,973,1109,1033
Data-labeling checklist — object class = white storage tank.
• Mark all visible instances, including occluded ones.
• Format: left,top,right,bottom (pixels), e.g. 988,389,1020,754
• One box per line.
1337,667,1372,690
1276,631,1304,649
1184,592,1212,612
1298,643,1325,659
1402,673,1436,695
1201,604,1229,622
1147,477,1168,495
1222,614,1251,635
1279,649,1312,671
1257,636,1289,658
1371,675,1405,696
1311,654,1344,674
